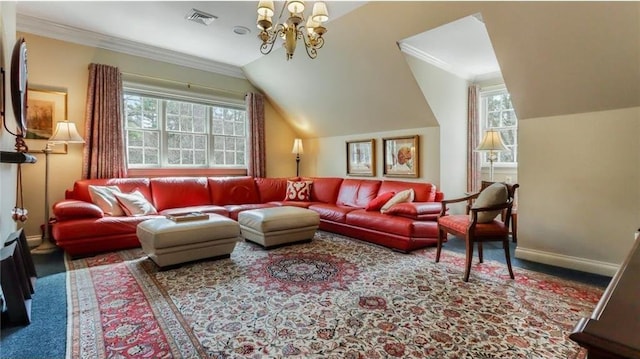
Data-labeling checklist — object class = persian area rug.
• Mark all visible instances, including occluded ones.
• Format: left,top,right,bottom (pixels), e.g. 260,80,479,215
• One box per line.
65,231,602,359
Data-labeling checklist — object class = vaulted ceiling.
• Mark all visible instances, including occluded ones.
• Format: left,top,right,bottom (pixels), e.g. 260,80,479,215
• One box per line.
17,2,640,139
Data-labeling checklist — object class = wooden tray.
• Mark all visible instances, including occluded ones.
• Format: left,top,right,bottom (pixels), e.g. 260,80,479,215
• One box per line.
166,212,209,223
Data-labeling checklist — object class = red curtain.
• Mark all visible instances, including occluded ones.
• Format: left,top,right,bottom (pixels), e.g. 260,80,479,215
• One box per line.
246,92,266,178
467,85,480,192
82,63,127,179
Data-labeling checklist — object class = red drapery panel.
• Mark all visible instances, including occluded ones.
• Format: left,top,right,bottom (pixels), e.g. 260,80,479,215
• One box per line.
82,63,127,179
246,92,266,178
467,85,480,192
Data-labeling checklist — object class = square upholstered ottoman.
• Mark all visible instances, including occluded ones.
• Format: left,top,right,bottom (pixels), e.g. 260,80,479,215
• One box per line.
137,214,240,268
238,206,320,249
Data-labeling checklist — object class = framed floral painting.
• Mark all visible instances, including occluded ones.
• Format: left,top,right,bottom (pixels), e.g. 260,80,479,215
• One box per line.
383,135,419,177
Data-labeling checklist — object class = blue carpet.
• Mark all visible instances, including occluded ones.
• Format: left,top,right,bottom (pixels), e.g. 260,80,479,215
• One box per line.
1,249,67,359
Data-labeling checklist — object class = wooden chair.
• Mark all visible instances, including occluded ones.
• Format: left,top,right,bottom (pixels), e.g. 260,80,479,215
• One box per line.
480,181,518,243
436,182,519,282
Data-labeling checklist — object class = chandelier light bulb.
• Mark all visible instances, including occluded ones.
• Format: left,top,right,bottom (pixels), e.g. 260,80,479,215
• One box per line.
257,0,274,17
312,2,329,23
287,0,305,14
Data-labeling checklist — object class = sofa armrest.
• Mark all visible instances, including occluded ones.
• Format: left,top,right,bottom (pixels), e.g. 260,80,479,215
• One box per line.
384,202,442,221
53,200,104,221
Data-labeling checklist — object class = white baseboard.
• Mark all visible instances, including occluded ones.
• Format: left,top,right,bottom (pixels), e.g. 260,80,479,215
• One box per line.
26,235,42,249
515,246,619,277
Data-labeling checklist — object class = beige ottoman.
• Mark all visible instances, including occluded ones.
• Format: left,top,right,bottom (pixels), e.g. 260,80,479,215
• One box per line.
137,214,240,268
238,206,320,249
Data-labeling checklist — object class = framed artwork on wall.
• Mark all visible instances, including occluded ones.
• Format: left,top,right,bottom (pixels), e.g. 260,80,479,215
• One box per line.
26,88,68,154
383,135,419,178
346,139,375,176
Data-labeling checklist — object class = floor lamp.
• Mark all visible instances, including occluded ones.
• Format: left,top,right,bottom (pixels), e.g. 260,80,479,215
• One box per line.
476,129,508,181
291,138,303,177
31,121,85,254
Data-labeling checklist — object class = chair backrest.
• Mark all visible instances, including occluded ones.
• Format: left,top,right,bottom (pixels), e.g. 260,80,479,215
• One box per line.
480,181,519,202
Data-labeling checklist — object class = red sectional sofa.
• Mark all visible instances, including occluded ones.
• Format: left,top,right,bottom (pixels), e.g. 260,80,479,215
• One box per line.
52,176,444,257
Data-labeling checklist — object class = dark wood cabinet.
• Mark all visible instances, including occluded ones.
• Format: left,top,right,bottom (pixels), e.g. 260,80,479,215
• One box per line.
1,229,37,326
570,235,640,359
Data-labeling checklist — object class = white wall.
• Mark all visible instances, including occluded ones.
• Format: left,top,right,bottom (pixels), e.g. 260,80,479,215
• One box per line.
403,54,469,212
516,107,640,276
0,2,18,243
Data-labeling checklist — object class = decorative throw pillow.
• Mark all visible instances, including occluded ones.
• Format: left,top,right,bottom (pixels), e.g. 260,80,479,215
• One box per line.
284,180,313,201
114,190,158,216
472,183,508,223
88,185,125,216
365,192,396,211
380,189,415,213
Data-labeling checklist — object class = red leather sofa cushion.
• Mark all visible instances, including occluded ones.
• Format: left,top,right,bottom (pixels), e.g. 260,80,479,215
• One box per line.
308,203,358,223
68,178,152,203
150,177,210,211
346,210,439,238
383,202,442,220
255,177,288,202
308,177,343,203
208,176,260,205
379,180,436,202
53,200,104,220
336,179,382,208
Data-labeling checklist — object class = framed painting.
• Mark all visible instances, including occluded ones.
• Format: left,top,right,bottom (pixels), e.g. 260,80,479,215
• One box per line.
383,135,419,178
26,88,68,154
346,139,375,176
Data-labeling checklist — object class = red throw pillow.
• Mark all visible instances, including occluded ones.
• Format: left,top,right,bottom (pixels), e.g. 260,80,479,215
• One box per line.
284,180,313,201
365,192,395,211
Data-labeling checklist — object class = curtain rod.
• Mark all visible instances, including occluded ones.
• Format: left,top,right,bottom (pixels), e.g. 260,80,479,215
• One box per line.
120,71,246,97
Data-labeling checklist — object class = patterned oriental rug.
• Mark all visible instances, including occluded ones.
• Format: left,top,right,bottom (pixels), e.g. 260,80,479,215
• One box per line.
65,231,602,359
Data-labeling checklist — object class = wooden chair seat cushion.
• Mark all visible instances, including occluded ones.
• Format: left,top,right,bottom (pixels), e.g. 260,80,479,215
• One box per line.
437,215,509,237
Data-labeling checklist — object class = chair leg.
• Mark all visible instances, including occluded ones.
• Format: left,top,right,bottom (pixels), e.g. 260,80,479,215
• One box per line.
511,213,518,243
436,228,444,263
464,238,473,282
478,241,484,263
503,238,515,279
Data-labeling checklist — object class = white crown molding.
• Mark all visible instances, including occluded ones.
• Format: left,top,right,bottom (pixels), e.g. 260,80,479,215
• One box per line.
398,42,472,81
398,42,503,83
17,14,246,79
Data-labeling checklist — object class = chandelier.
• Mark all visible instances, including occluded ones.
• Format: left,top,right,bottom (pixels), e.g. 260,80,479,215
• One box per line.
257,1,329,60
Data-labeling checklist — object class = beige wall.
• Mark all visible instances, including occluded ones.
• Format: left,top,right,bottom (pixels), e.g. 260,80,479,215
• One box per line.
18,33,295,241
0,3,18,243
307,126,440,187
516,107,640,276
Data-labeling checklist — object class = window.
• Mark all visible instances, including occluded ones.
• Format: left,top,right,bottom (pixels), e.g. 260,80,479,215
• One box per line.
123,90,247,170
479,87,518,166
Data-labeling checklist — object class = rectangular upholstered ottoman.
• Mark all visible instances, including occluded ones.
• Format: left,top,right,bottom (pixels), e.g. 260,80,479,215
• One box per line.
238,206,320,249
136,214,240,268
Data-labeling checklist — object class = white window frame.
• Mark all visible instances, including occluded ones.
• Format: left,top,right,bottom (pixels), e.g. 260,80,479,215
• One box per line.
478,85,518,168
123,83,248,170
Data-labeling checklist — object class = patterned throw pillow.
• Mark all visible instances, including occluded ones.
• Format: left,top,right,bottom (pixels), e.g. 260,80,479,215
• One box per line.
88,185,125,216
114,190,158,216
284,180,313,201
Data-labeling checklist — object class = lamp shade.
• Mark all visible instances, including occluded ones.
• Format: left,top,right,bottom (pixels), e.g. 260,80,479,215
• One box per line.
257,0,274,17
476,130,507,152
312,2,329,23
49,121,85,143
291,138,304,155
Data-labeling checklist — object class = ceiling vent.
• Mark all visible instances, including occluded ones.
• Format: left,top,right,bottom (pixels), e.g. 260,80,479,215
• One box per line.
185,9,218,26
